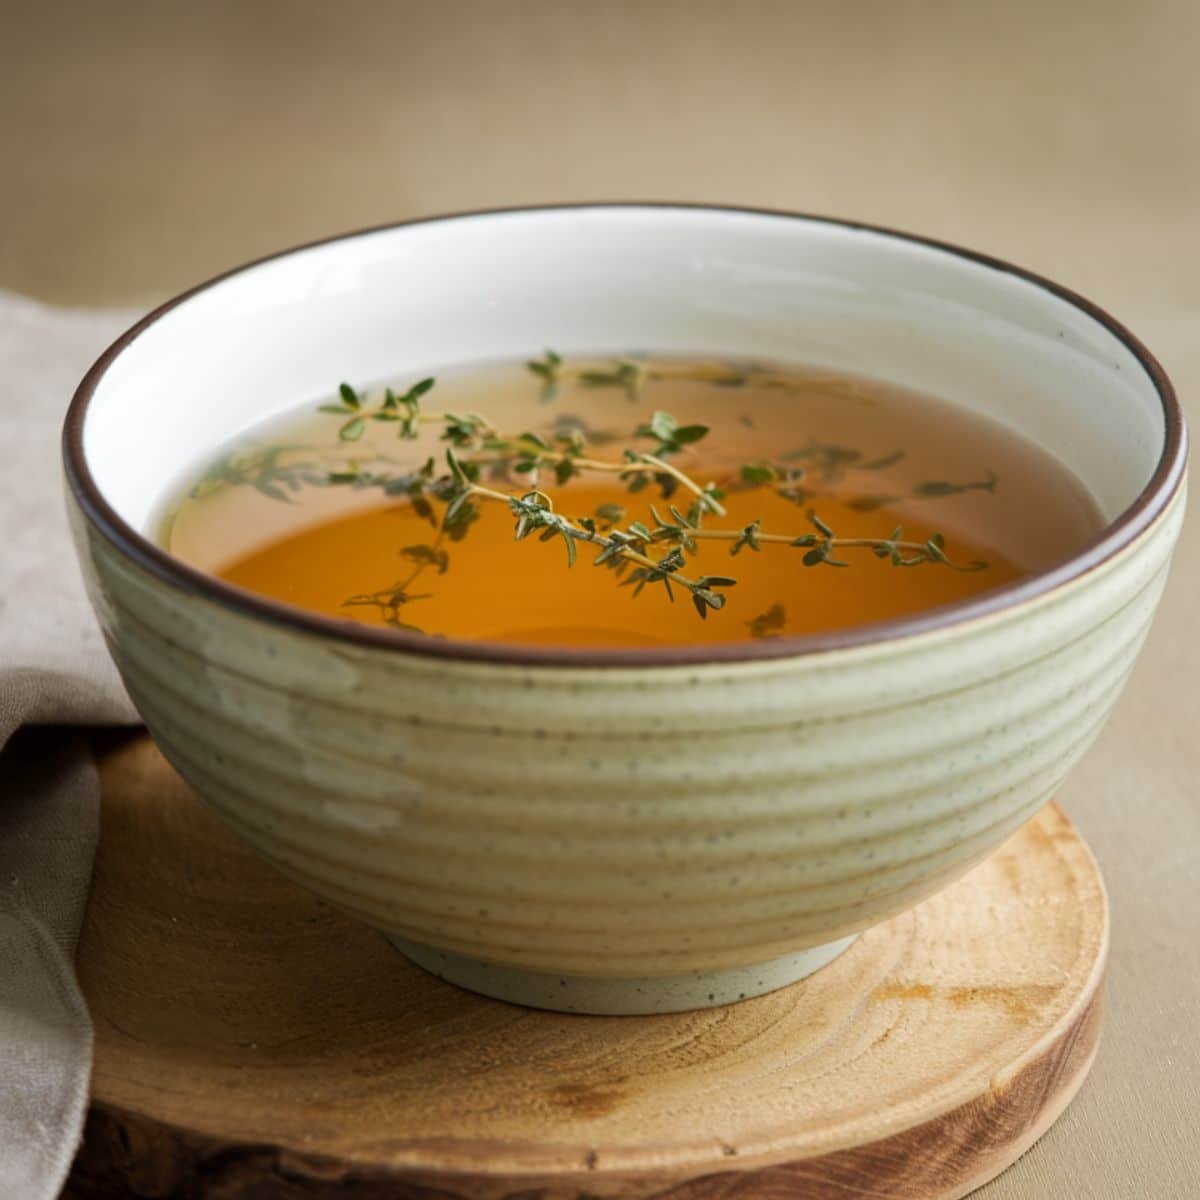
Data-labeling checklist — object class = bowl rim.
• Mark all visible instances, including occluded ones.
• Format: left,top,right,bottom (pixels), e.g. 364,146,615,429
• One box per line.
63,202,1188,668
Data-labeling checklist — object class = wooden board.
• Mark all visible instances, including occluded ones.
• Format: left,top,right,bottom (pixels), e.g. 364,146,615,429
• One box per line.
66,731,1107,1200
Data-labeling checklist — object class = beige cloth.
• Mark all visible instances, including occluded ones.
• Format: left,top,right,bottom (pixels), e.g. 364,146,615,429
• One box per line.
0,293,138,1199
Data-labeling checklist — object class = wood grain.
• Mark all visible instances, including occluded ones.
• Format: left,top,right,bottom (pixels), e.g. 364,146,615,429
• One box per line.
66,731,1107,1199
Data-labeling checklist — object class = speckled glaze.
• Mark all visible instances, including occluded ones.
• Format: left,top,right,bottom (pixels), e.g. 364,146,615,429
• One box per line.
66,487,1184,1011
64,207,1187,1013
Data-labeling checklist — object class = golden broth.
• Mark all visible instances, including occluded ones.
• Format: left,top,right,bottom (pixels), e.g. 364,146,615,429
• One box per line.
164,357,1104,648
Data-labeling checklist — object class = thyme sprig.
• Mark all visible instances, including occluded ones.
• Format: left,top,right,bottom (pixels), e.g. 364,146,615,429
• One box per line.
321,379,493,444
444,451,735,618
615,503,987,572
913,470,999,497
269,362,997,628
189,446,327,503
524,354,835,401
437,450,985,619
187,357,1000,633
578,359,645,402
310,371,992,623
342,582,431,632
320,383,728,517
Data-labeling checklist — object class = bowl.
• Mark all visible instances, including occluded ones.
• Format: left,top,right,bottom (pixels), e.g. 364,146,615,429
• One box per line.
63,205,1187,1014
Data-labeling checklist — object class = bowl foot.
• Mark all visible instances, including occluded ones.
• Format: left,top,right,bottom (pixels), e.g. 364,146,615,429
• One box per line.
383,933,859,1014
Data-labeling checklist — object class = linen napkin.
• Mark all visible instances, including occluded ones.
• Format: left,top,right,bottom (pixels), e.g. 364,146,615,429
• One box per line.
0,292,140,1199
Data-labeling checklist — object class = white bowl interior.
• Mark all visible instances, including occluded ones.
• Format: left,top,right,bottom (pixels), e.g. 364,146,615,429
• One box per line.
82,207,1164,533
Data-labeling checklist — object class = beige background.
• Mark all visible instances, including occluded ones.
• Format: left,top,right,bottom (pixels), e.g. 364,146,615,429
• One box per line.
4,1,1197,1194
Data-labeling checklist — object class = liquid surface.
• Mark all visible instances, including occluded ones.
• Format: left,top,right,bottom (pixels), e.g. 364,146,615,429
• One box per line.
164,357,1105,648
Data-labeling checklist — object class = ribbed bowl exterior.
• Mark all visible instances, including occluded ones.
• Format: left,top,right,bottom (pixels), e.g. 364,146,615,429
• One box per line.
70,489,1184,978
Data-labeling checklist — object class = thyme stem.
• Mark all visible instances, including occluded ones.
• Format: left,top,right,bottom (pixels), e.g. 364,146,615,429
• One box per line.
465,482,713,594
636,453,726,516
682,529,934,553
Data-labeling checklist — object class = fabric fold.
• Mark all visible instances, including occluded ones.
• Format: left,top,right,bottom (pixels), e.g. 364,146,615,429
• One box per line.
0,293,140,1199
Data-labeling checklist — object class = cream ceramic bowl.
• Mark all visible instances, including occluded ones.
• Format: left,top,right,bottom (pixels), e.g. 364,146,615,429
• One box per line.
65,206,1186,1014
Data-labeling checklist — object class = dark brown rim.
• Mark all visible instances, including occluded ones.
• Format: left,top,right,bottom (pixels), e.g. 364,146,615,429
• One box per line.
63,203,1188,668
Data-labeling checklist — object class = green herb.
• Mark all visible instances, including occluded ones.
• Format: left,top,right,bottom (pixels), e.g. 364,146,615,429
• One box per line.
781,442,907,484
731,522,762,555
213,354,997,627
578,359,644,402
430,440,985,622
746,603,787,639
913,470,998,498
634,410,710,458
593,502,627,530
783,442,862,482
526,349,563,403
400,544,450,574
318,377,490,445
846,494,901,512
774,466,813,508
341,582,430,632
441,412,492,447
189,446,327,503
739,464,777,486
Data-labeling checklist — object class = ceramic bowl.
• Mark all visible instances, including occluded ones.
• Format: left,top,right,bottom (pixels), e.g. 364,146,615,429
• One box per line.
64,206,1187,1014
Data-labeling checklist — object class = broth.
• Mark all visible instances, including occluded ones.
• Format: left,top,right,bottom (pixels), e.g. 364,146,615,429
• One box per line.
163,355,1104,648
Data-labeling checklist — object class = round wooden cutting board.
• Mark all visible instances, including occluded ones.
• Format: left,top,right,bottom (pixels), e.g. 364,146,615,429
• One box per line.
67,732,1107,1200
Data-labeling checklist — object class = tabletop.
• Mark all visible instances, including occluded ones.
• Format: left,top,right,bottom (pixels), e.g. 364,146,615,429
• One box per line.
4,3,1196,1195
